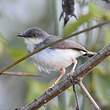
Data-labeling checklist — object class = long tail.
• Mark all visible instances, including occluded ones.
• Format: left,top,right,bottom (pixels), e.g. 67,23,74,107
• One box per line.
84,51,97,57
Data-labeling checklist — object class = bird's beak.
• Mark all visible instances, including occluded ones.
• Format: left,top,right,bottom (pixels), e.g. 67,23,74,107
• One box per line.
17,33,25,37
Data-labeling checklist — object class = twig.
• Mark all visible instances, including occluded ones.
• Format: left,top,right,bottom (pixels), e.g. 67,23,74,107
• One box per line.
72,84,79,110
78,80,101,110
69,75,80,110
16,42,110,110
1,71,41,77
0,21,109,75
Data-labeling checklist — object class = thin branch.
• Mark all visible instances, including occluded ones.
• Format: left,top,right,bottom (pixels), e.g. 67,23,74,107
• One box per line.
17,42,110,110
72,84,80,110
1,71,41,77
78,80,101,110
0,21,109,75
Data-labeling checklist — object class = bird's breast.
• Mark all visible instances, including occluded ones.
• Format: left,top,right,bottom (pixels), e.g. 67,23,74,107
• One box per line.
31,48,84,73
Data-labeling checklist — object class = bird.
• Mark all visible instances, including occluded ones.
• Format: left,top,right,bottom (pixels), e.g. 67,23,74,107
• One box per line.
17,27,96,87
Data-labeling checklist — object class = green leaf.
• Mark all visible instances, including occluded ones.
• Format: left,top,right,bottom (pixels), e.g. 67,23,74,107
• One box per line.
8,47,27,60
89,3,110,20
64,13,92,36
89,3,103,19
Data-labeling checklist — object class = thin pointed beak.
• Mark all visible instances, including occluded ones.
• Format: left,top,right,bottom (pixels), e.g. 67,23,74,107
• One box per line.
17,33,25,37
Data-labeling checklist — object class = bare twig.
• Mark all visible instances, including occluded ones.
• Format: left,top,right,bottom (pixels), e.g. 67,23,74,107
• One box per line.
72,84,79,110
78,80,101,110
0,21,109,75
1,71,41,77
17,42,110,110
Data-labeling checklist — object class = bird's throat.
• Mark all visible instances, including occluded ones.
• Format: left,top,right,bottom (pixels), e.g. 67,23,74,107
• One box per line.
24,38,44,52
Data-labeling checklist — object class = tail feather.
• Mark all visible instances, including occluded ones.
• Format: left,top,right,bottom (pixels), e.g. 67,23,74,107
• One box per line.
84,51,97,57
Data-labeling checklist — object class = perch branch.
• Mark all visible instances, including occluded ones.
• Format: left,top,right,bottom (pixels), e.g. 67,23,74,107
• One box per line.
17,42,110,110
0,21,109,75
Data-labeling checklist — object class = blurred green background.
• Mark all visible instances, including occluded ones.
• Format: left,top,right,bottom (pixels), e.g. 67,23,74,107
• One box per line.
0,0,110,110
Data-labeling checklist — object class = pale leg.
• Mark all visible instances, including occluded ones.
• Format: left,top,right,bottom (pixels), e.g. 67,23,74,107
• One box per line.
51,68,65,87
70,59,77,74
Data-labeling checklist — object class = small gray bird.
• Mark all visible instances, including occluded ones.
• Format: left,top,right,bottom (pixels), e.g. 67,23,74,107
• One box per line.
18,28,96,86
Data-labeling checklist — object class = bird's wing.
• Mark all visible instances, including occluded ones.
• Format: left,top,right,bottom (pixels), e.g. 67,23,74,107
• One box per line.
44,36,88,52
50,40,88,52
35,36,88,52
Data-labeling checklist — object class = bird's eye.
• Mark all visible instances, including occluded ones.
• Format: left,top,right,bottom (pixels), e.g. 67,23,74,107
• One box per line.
31,32,36,38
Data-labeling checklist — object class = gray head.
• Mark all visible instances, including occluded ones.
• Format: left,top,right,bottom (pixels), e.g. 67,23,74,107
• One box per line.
17,27,49,45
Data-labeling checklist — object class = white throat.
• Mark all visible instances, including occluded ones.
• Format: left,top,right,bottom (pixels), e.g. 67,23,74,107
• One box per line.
24,38,43,52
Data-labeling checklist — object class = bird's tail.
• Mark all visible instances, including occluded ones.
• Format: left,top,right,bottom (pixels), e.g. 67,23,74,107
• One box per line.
84,51,97,57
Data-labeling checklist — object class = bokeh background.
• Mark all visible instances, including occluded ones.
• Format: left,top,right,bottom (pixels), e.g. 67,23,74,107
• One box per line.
0,0,110,110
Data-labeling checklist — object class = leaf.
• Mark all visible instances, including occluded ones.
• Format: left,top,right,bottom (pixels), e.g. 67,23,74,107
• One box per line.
89,3,110,20
64,13,92,36
8,48,27,60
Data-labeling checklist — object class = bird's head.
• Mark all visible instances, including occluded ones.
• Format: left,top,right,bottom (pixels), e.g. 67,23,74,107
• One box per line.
17,27,49,45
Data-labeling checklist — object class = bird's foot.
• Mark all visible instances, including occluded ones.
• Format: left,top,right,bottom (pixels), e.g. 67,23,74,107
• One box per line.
49,83,55,89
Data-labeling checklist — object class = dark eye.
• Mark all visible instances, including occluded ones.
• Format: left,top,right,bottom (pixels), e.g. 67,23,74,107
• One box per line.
32,33,36,37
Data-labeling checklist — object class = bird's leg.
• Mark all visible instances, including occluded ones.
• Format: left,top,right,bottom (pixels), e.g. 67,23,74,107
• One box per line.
70,59,77,74
50,68,65,88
